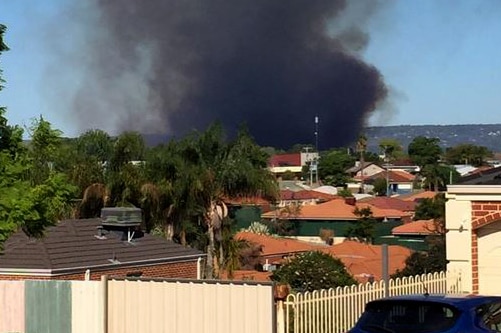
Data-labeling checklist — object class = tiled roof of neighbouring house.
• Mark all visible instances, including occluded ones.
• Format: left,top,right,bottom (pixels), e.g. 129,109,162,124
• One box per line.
280,189,337,201
358,197,417,211
230,233,411,283
391,219,437,235
359,170,415,183
398,191,439,202
324,240,412,282
261,198,411,220
0,219,204,272
268,153,301,167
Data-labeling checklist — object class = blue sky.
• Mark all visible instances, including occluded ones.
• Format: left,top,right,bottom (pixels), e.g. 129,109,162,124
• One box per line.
1,1,501,137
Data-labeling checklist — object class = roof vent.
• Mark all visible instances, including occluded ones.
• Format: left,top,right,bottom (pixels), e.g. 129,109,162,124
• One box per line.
100,207,142,227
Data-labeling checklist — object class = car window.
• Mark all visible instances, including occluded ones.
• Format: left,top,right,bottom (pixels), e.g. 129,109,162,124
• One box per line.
358,300,460,333
476,302,501,332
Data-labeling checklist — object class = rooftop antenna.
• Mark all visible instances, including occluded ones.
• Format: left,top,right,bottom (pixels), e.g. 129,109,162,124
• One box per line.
314,115,319,152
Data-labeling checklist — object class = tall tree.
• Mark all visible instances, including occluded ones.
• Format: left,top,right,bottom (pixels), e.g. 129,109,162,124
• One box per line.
356,134,368,193
444,144,493,167
408,136,442,169
318,148,355,186
178,124,279,278
0,29,77,245
379,138,405,162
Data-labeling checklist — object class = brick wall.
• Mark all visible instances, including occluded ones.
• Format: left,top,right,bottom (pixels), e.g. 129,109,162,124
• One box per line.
470,201,501,294
0,260,199,281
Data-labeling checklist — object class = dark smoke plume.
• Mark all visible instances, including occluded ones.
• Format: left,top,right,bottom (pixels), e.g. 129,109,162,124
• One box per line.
69,0,387,149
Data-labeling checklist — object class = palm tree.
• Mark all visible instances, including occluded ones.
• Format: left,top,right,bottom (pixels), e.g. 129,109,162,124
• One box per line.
179,124,279,278
356,134,367,193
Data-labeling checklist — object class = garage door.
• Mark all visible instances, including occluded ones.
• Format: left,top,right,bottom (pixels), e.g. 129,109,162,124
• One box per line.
478,220,501,295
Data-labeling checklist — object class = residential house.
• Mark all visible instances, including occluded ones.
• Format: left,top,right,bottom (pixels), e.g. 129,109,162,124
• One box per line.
268,152,319,180
346,162,385,179
0,209,205,280
261,197,412,243
446,183,501,295
230,232,412,283
363,169,416,195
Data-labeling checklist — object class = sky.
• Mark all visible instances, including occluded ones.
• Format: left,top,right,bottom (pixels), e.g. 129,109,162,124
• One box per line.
1,1,501,138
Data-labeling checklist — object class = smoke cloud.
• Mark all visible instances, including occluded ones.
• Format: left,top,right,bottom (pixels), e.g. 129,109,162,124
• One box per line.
66,0,388,149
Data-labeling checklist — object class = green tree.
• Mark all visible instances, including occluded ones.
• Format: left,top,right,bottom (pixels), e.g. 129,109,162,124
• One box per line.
408,136,442,168
26,116,64,185
318,148,355,186
356,134,367,193
444,144,493,167
345,207,376,244
0,30,77,245
174,124,278,278
271,251,357,292
372,178,388,197
379,138,405,161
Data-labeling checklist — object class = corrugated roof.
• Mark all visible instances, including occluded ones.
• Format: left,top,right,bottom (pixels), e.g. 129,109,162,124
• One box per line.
0,219,204,272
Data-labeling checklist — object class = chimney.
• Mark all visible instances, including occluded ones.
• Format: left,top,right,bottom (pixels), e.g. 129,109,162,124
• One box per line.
345,197,356,205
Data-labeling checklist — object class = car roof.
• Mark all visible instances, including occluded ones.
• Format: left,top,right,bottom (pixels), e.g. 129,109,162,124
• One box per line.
367,294,501,310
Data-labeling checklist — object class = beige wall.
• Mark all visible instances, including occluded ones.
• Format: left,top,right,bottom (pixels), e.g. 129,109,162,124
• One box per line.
356,164,384,178
446,185,501,294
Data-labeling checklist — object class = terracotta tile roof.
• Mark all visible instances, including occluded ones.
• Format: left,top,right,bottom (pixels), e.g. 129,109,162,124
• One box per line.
399,191,440,202
323,240,412,282
0,219,204,273
280,189,337,201
232,233,412,284
262,198,410,220
359,197,416,211
360,170,415,183
235,232,323,258
268,153,301,167
392,219,436,235
224,196,271,206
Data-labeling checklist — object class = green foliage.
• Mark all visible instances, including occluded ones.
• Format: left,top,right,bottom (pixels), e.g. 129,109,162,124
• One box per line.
345,207,376,244
318,149,355,186
337,188,354,198
379,138,405,161
271,251,357,292
414,193,445,221
372,178,388,196
0,24,9,91
408,136,442,168
444,143,493,167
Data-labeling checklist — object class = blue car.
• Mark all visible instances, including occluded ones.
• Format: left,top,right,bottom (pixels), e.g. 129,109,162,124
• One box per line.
349,294,501,333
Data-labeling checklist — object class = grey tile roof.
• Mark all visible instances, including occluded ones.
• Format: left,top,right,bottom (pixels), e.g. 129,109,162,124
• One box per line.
0,219,205,272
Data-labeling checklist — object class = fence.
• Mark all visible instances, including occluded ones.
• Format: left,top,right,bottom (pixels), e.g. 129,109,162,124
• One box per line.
0,277,275,333
283,271,463,333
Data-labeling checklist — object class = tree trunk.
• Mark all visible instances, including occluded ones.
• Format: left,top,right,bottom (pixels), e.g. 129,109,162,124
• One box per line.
164,223,174,241
205,224,215,279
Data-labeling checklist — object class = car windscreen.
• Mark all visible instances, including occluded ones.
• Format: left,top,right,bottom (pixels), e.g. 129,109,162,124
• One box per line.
356,300,460,333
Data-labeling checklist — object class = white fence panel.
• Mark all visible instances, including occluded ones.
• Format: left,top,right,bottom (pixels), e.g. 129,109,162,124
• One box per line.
285,271,463,333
